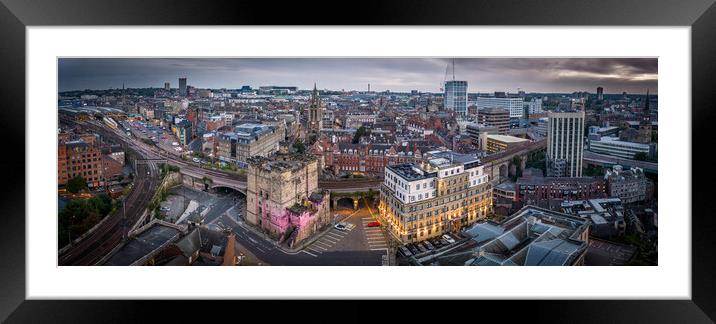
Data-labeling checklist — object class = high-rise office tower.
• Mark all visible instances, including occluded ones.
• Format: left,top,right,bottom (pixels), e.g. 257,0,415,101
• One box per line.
444,80,468,116
546,110,585,177
179,77,187,96
164,82,170,90
597,86,604,101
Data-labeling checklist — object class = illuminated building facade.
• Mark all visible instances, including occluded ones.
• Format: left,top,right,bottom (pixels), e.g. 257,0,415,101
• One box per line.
378,151,492,244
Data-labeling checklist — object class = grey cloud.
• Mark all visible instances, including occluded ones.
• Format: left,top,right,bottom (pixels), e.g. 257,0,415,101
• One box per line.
58,57,657,94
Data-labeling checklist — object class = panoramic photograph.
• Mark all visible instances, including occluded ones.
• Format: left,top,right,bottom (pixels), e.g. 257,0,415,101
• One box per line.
56,57,658,266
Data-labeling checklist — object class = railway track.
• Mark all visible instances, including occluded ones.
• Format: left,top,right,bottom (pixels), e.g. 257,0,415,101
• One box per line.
58,163,159,266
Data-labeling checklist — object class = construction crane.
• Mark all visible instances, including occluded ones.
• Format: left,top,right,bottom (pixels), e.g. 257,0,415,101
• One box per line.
440,58,456,92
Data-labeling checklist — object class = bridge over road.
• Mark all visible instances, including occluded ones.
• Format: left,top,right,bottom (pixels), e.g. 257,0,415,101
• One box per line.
583,151,658,174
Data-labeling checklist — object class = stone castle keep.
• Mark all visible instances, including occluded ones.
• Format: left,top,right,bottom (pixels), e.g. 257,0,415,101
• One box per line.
246,142,330,247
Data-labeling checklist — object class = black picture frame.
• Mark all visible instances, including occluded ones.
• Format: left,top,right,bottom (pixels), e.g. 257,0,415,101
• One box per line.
1,0,714,322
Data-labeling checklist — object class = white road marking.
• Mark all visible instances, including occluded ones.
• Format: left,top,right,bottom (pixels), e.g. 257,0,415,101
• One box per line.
307,247,323,254
302,250,318,257
322,236,340,242
314,242,331,249
326,233,344,240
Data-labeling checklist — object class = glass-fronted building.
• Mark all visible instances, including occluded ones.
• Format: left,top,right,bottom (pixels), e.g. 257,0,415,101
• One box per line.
444,80,468,116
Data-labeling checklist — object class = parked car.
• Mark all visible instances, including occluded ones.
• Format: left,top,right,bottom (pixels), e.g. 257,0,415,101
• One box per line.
398,246,413,257
334,223,348,231
192,157,200,163
160,206,170,212
442,234,456,244
407,244,420,255
424,241,435,250
416,243,428,253
440,238,450,246
366,221,381,227
430,238,443,248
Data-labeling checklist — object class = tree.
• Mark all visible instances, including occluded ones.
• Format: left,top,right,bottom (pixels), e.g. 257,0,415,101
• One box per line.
352,126,369,144
67,176,87,194
58,193,113,247
293,139,306,154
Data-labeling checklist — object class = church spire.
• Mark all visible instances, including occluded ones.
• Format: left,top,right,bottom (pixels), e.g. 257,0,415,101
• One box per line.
311,82,319,104
643,89,650,122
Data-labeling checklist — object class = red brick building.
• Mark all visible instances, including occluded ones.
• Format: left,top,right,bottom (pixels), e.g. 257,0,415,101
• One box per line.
102,154,124,181
58,133,104,188
310,138,431,177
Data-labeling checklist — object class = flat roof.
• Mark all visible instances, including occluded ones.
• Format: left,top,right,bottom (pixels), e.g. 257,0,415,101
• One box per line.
103,225,181,266
487,134,529,143
386,164,436,182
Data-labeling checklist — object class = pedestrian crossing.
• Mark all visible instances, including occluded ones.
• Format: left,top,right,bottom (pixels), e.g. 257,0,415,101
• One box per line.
303,224,355,256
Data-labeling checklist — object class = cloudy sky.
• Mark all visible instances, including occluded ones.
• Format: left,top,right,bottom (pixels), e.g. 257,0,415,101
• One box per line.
58,58,657,94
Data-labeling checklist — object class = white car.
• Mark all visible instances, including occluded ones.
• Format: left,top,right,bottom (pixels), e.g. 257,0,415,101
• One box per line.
442,234,456,244
334,223,348,231
172,142,179,146
192,157,200,163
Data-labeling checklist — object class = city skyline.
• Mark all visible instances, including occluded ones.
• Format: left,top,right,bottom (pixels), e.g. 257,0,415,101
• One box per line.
58,58,657,94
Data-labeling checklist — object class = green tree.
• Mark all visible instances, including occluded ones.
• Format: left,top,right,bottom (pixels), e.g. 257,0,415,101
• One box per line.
293,139,306,154
352,126,369,144
67,176,87,194
58,193,113,247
